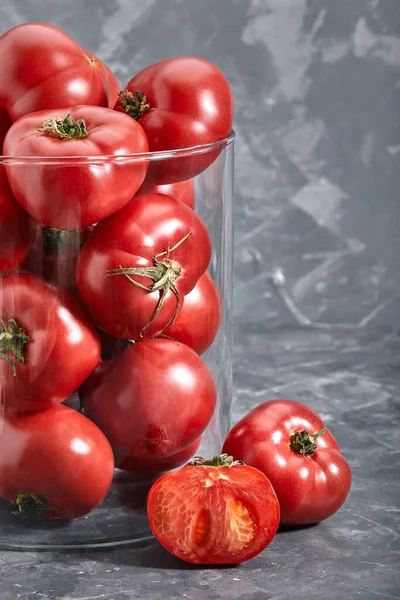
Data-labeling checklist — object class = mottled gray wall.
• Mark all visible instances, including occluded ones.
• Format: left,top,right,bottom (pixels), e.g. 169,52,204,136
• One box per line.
1,0,399,330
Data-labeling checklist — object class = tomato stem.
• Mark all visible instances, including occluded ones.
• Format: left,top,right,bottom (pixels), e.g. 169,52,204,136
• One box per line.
289,426,327,456
42,225,95,252
37,114,87,140
105,232,191,337
188,454,244,467
0,318,30,376
118,89,150,120
9,493,48,518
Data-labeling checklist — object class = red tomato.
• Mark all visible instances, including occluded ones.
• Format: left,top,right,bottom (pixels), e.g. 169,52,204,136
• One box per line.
147,454,280,565
115,437,201,474
0,167,37,274
115,57,233,183
222,399,352,526
4,106,148,229
137,178,195,209
85,51,120,108
4,106,148,230
167,272,220,354
76,193,211,340
0,23,110,121
81,339,216,460
0,405,114,519
0,108,12,150
0,273,100,415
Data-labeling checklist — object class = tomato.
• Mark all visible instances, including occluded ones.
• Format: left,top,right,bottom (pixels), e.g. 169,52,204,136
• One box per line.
0,23,111,121
115,57,233,183
137,178,195,209
222,399,352,526
0,108,12,150
0,405,114,519
102,62,120,108
0,273,100,415
4,106,148,229
167,272,220,354
0,167,37,274
115,437,201,474
76,193,211,340
147,454,280,565
85,51,120,108
81,339,216,460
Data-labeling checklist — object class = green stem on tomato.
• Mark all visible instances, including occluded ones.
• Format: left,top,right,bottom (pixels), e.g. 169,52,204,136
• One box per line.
188,454,244,467
0,318,30,376
105,232,191,337
9,493,48,518
289,426,327,456
118,90,150,121
37,114,87,140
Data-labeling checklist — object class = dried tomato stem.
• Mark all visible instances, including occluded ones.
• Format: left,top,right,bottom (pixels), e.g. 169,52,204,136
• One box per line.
37,114,87,140
0,318,30,376
105,233,191,337
189,454,244,467
9,493,48,518
289,426,327,456
118,89,150,120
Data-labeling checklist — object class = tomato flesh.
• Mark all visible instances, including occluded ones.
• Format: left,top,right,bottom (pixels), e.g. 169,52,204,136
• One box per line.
147,463,280,564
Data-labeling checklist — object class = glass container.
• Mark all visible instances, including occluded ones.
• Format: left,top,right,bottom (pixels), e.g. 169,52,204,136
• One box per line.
0,134,234,549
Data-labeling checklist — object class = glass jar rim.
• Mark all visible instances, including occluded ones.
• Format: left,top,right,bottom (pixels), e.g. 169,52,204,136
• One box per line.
0,130,235,164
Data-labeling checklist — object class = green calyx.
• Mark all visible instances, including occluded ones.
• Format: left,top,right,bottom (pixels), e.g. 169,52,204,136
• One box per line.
0,318,30,376
289,426,327,456
118,89,150,120
37,113,87,140
9,493,48,518
105,232,191,337
188,454,244,467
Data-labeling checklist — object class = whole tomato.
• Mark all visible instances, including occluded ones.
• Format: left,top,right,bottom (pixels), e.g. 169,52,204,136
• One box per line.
137,178,195,209
0,23,111,120
0,273,100,415
81,339,216,460
147,454,280,565
76,193,211,340
223,399,352,526
0,405,114,519
0,108,12,149
167,272,220,354
115,437,201,474
115,57,233,183
0,167,37,274
4,106,148,229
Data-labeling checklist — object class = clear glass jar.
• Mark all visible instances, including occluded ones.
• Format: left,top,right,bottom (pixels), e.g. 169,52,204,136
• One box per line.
0,134,234,549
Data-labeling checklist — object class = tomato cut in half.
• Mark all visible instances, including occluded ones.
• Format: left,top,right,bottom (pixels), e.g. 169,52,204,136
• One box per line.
147,454,280,564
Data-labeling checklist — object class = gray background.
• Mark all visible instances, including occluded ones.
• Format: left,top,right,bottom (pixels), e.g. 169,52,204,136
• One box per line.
1,1,399,599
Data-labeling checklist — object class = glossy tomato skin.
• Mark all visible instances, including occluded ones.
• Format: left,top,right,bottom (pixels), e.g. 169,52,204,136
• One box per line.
115,437,201,474
223,400,352,526
0,167,37,274
81,339,216,460
137,178,195,209
0,108,12,150
0,23,110,120
0,274,101,415
76,193,211,340
147,462,280,565
115,57,233,183
85,51,120,108
167,272,220,354
0,405,114,519
4,106,149,229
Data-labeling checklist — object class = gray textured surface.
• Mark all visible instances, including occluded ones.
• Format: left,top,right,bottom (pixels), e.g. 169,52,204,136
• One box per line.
1,0,400,598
